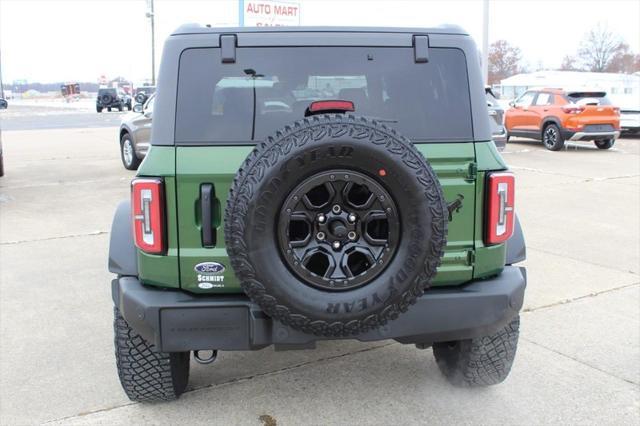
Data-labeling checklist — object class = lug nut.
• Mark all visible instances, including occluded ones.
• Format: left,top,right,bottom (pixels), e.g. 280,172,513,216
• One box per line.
348,231,357,240
317,214,326,223
332,241,341,250
332,205,342,214
348,213,357,223
317,232,325,240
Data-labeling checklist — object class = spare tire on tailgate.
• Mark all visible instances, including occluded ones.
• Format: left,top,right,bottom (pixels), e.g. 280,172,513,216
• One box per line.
224,114,448,337
101,93,114,104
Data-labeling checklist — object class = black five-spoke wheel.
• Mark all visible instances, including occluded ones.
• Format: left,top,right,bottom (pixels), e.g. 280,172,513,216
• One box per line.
278,169,399,291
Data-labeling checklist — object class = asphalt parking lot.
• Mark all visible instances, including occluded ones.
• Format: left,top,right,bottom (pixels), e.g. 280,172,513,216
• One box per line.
0,112,638,424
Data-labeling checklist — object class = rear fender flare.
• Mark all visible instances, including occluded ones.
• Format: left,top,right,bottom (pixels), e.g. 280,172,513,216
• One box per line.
505,214,526,265
108,200,138,276
541,116,562,132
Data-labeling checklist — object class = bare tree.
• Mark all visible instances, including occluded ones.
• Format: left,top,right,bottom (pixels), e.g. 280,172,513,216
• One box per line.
605,42,640,73
578,23,623,72
559,55,580,71
488,40,524,85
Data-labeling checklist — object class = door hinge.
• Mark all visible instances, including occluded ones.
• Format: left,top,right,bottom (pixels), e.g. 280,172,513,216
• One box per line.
413,35,429,63
220,34,237,63
466,162,478,181
466,250,476,266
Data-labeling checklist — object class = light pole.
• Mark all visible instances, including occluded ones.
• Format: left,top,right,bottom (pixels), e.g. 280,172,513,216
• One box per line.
146,0,156,86
0,48,4,98
482,0,489,85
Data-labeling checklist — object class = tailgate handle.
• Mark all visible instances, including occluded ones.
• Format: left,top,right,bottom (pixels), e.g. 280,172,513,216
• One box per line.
413,35,429,63
200,184,215,247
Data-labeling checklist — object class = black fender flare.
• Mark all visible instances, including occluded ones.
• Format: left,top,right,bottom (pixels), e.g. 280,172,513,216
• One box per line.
505,214,526,265
108,200,138,276
119,125,131,139
541,116,562,132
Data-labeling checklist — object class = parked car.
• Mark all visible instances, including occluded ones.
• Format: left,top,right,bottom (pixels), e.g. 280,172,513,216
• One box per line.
620,108,640,135
486,87,507,150
96,88,131,113
0,98,7,109
504,88,620,150
118,94,155,170
108,25,526,402
134,86,156,104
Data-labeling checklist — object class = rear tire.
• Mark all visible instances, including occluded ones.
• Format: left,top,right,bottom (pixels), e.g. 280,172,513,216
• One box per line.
594,139,615,149
114,307,190,402
118,103,124,112
542,124,565,151
108,107,112,112
96,107,102,113
433,315,520,387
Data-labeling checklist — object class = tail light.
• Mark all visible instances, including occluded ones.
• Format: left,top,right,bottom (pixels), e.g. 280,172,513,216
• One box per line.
131,178,166,254
307,100,355,115
613,107,620,114
485,172,515,245
562,104,585,114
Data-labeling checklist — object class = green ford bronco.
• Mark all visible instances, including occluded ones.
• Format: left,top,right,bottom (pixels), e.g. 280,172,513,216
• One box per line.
108,25,526,402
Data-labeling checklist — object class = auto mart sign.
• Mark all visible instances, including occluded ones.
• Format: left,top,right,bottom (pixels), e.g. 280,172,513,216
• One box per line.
242,0,300,26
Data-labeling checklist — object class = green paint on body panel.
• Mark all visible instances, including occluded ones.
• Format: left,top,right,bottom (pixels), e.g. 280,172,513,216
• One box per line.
136,141,510,292
173,143,477,293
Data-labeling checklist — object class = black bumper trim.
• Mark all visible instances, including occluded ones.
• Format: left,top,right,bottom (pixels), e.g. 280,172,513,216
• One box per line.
112,266,526,352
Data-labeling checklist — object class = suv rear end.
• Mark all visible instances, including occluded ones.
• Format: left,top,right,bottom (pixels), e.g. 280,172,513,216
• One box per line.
109,26,526,402
97,88,126,112
561,91,621,142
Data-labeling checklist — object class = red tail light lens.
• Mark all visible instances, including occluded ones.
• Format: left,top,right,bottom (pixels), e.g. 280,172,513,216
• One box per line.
308,100,355,113
562,104,585,114
485,172,515,245
131,178,166,254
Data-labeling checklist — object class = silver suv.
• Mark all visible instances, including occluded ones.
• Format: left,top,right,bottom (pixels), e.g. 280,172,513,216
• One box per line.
486,87,507,150
118,94,155,169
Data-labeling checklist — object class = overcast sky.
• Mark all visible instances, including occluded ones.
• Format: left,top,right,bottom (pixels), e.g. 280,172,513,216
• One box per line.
1,0,639,84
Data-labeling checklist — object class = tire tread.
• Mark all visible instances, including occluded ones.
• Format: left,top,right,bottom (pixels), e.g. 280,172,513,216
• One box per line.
113,307,189,402
433,315,520,387
224,114,448,337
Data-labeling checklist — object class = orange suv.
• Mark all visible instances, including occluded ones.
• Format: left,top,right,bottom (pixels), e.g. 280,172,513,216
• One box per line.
504,89,620,151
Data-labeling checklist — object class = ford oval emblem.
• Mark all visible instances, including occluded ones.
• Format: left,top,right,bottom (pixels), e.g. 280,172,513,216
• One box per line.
194,262,225,274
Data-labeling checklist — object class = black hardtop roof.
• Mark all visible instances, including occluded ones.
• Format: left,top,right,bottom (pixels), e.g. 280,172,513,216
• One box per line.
171,24,468,37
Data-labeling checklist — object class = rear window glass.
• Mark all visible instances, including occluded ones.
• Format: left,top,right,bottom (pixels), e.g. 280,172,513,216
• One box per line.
567,92,612,105
99,88,116,95
176,47,472,144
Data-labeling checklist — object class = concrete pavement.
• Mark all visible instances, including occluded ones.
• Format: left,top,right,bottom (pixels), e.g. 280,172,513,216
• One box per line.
1,102,128,131
0,129,638,425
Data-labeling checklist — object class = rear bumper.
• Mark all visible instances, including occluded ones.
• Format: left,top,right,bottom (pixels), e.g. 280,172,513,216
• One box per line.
568,130,620,141
112,266,527,352
96,101,123,107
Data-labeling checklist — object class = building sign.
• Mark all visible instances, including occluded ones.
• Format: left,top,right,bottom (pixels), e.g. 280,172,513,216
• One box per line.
242,0,300,26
